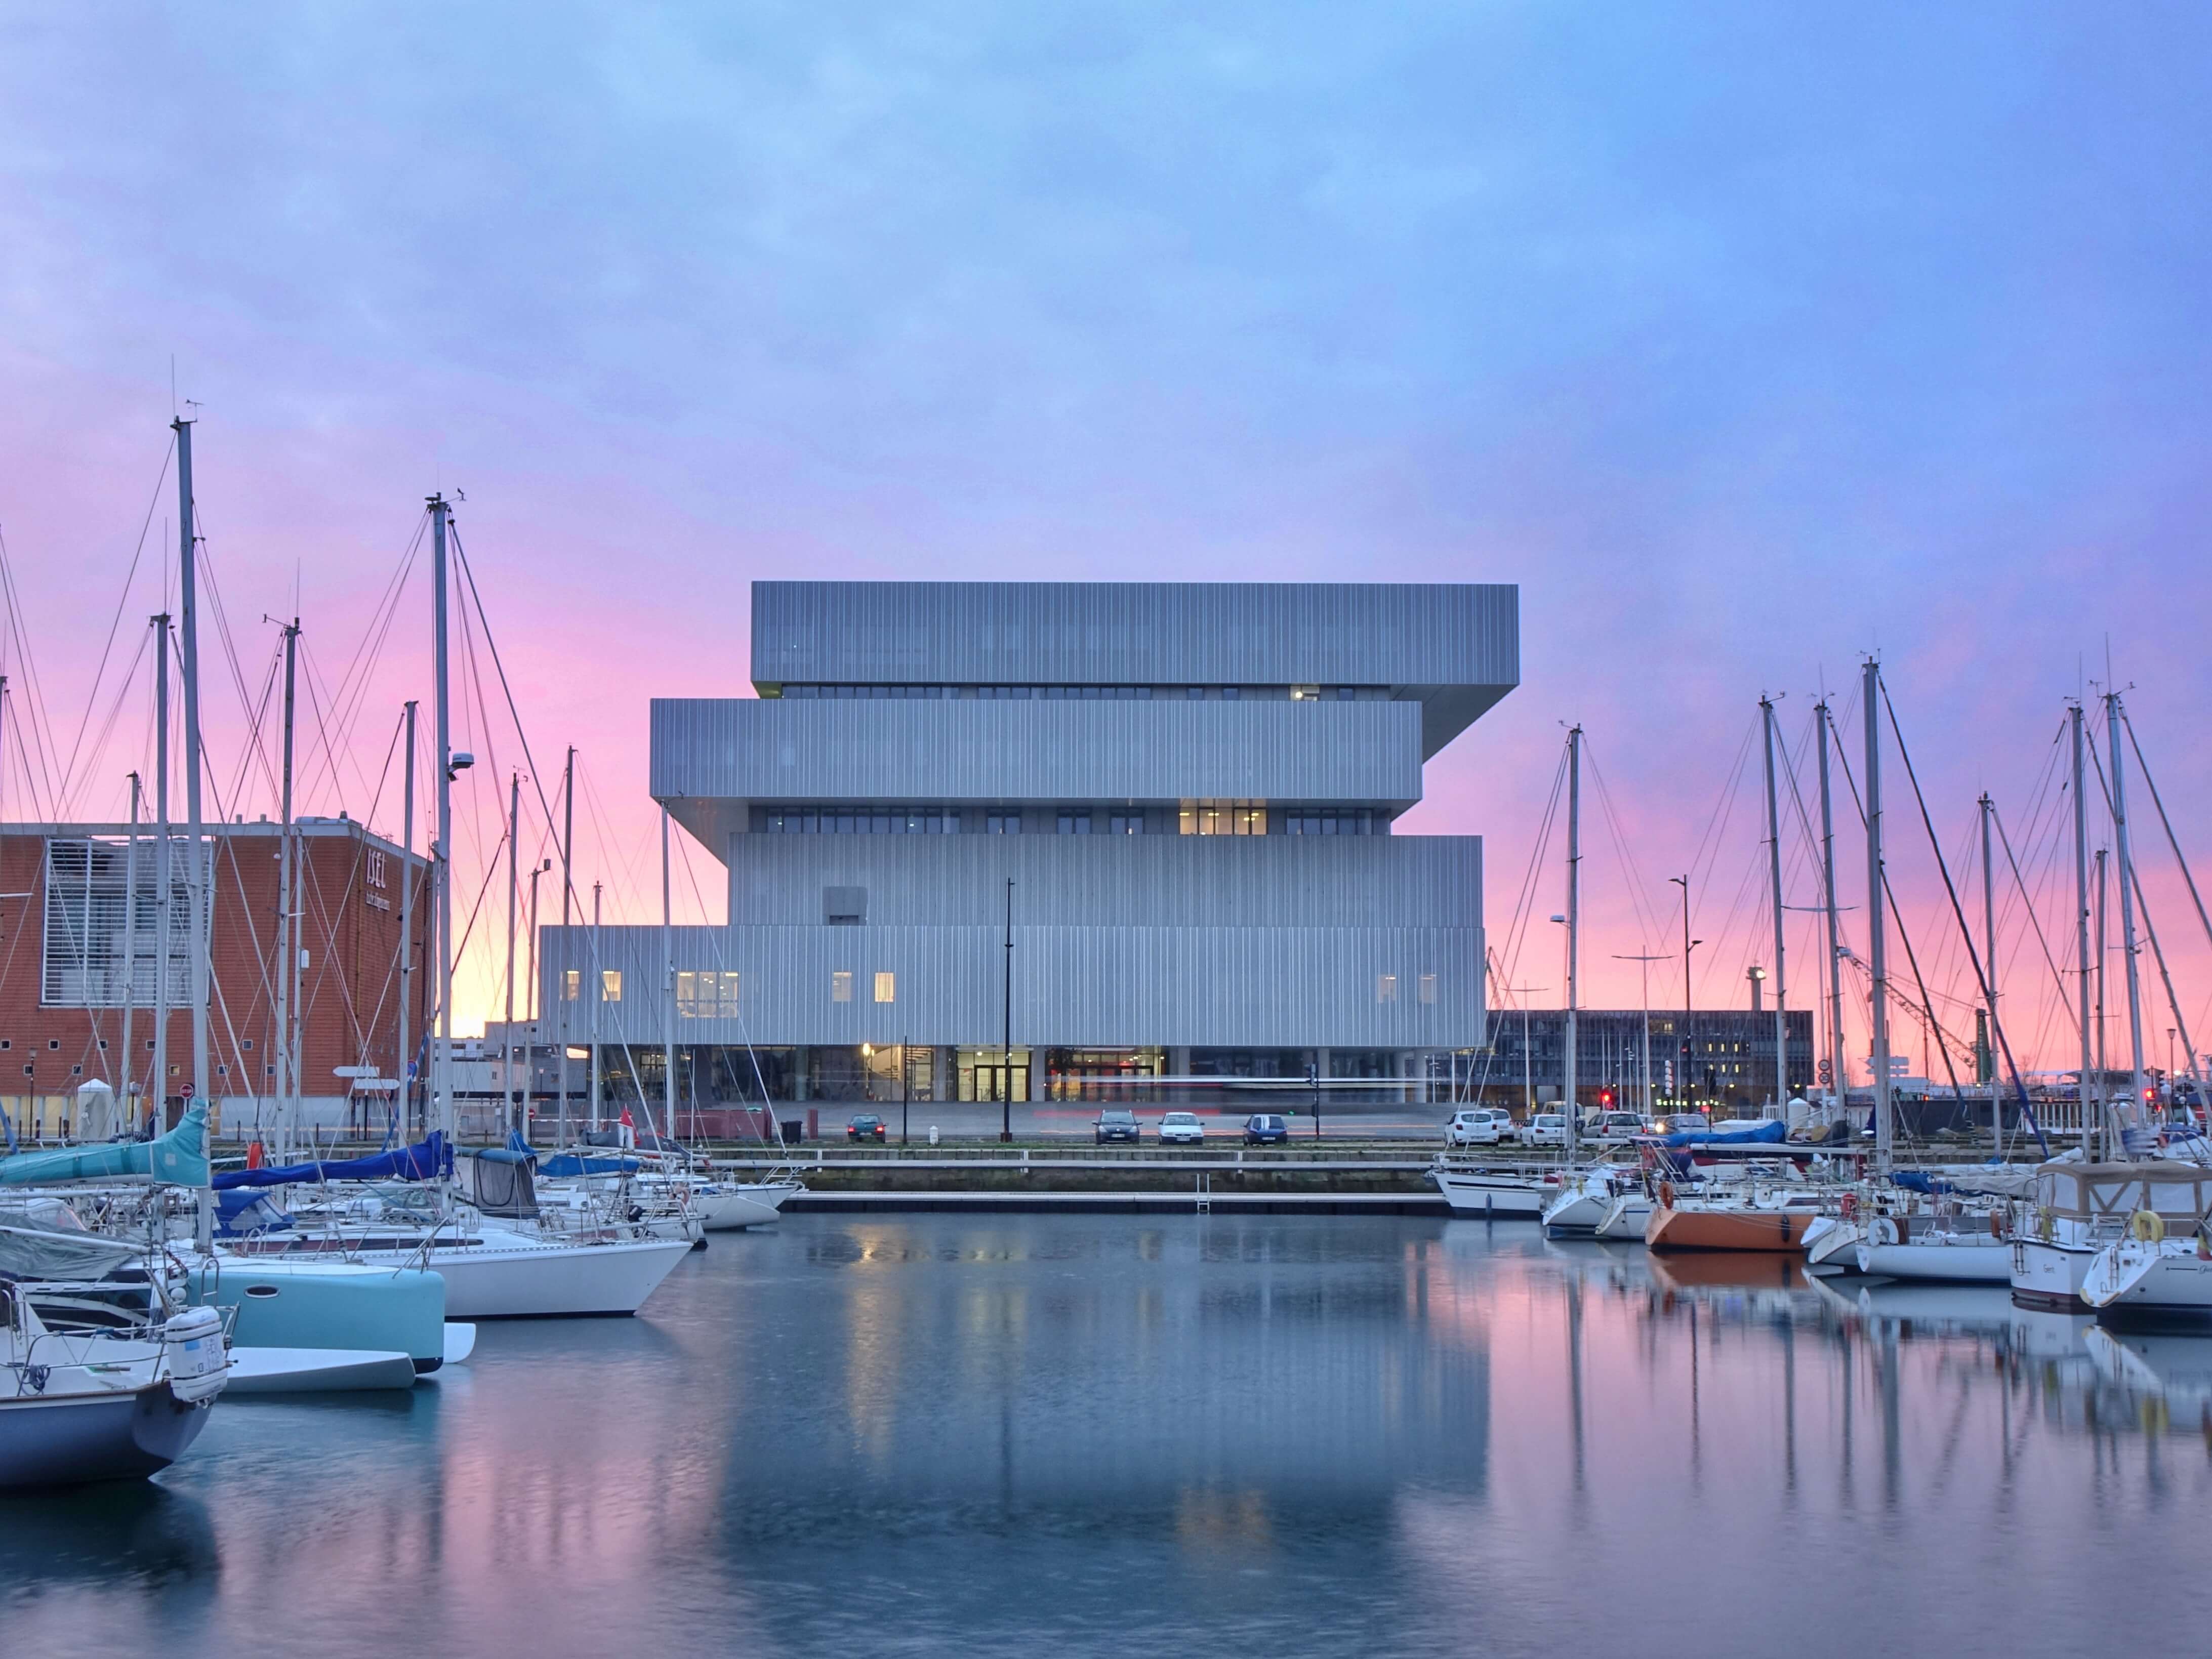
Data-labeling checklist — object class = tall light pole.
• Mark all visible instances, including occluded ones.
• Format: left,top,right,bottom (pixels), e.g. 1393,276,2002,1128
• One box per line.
1001,877,1015,1144
1613,953,1668,1119
1669,873,1700,1108
1502,985,1546,1120
523,857,548,1143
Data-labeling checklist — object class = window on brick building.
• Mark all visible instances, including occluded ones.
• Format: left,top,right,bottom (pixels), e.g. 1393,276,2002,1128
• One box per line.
39,837,195,1008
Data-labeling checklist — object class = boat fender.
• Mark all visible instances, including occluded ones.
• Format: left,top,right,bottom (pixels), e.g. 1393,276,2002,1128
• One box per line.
1989,1209,2005,1240
2127,1210,2165,1244
2036,1208,2055,1242
1658,1181,1675,1209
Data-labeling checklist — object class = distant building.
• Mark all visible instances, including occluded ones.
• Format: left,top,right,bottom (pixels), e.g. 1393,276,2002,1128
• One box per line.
553,580,1519,1111
1468,1008,1816,1113
0,817,427,1142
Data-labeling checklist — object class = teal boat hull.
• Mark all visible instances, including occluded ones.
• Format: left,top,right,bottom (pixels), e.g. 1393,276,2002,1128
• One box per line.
190,1261,448,1372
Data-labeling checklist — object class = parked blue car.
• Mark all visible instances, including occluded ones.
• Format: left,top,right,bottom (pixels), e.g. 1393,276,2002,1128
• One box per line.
1243,1113,1289,1145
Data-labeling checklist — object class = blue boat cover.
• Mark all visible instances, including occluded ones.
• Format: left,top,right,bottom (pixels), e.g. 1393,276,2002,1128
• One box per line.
0,1102,210,1187
537,1151,641,1177
215,1190,294,1235
212,1131,447,1190
1654,1119,1789,1150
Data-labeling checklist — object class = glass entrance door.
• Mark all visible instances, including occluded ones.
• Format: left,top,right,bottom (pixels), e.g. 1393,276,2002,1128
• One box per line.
970,1063,1029,1104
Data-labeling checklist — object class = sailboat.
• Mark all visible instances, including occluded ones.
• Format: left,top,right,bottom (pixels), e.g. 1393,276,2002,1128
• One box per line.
1433,726,1587,1221
2011,692,2173,1309
2,1284,226,1488
1648,690,1844,1254
391,493,690,1316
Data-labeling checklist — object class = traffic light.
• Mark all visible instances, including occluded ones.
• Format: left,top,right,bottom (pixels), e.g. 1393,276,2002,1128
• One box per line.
1599,1089,1614,1109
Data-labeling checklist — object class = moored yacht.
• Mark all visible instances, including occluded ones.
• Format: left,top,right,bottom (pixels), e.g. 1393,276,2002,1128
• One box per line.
2,1287,227,1487
2010,1162,2212,1310
1430,1160,1556,1219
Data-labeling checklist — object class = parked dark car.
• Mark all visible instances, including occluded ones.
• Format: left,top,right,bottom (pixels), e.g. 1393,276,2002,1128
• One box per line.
1094,1109,1140,1145
1243,1113,1289,1145
846,1114,886,1142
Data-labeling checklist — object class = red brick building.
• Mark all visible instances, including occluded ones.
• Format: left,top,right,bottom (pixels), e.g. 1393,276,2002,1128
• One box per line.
0,818,428,1142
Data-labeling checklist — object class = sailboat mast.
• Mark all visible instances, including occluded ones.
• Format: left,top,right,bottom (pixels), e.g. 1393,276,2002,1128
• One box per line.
2107,692,2150,1135
1863,661,1893,1173
394,699,416,1135
1978,793,1999,1148
152,615,171,1132
274,618,300,1159
1564,725,1581,1162
2070,704,2094,1153
524,860,542,1143
430,495,455,1145
661,803,675,1144
559,745,574,1145
504,770,520,1139
590,881,603,1131
1760,696,1787,1110
2095,847,2110,1144
174,417,212,1250
121,771,140,1096
1816,701,1846,1119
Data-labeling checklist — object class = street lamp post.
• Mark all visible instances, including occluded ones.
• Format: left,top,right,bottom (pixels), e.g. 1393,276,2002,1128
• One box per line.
902,1034,911,1148
1668,875,1703,1109
1001,877,1014,1144
1613,953,1669,1119
1501,985,1547,1121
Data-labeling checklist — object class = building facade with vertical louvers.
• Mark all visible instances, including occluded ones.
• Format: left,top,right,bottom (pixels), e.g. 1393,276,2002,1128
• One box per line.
552,581,1518,1109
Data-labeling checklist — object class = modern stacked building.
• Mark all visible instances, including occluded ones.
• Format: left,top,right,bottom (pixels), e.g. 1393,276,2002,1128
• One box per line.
555,580,1518,1112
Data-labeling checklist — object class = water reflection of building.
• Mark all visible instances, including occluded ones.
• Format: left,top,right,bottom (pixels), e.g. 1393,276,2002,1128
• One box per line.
734,1218,1491,1527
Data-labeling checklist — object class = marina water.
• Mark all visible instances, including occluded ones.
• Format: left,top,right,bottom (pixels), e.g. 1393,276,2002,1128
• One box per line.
4,1214,2208,1658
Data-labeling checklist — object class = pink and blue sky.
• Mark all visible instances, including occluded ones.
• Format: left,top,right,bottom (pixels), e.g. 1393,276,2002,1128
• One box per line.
2,4,2207,1072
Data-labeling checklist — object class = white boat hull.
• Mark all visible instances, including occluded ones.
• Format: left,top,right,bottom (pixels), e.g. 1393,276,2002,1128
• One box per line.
1594,1195,1653,1239
1432,1169,1551,1219
1803,1216,1864,1274
694,1189,785,1230
328,1234,694,1318
2082,1240,2212,1317
1541,1181,1613,1234
1857,1238,2012,1283
2011,1236,2097,1309
224,1347,420,1393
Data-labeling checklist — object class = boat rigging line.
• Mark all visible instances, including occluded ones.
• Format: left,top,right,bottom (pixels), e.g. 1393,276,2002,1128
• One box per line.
1876,673,2051,1156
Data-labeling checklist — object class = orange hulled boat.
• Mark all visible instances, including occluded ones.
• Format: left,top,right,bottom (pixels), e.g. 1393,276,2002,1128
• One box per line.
1644,1182,1828,1252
